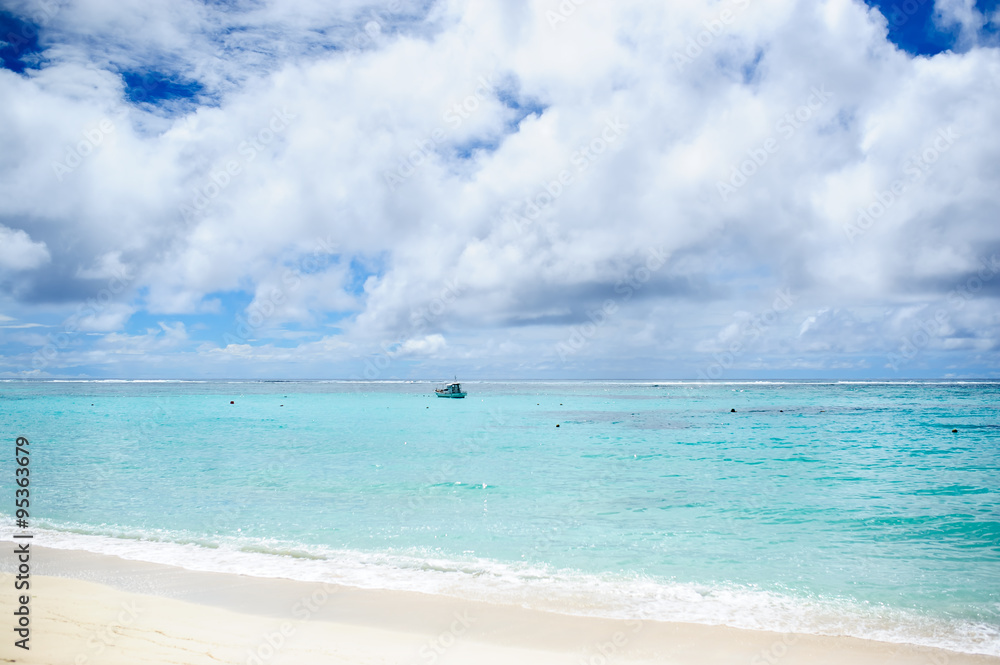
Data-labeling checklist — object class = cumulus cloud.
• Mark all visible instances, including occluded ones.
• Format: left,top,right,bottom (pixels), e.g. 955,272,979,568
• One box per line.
0,0,998,378
394,334,448,357
0,225,50,271
72,303,135,332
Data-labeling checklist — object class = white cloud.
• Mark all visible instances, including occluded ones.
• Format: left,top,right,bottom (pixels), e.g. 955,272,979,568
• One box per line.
0,0,998,377
98,321,188,353
72,303,135,332
934,0,989,48
394,334,448,357
0,225,51,271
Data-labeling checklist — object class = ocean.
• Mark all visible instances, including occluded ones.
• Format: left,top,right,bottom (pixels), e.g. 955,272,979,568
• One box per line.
2,380,998,655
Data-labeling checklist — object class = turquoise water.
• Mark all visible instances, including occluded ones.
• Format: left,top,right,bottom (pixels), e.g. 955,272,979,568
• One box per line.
2,380,999,654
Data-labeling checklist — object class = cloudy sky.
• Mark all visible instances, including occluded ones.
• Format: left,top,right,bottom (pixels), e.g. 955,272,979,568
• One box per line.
0,0,998,379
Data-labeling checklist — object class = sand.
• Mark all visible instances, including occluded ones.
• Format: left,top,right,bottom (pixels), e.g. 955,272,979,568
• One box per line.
2,546,998,665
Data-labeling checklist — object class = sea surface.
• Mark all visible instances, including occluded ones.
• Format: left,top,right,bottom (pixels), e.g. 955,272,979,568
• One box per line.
1,380,999,655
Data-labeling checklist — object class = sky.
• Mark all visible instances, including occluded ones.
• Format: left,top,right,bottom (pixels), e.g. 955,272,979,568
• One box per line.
0,0,998,380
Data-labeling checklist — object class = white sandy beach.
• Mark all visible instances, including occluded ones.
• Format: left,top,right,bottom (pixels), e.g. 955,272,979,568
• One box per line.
2,547,998,665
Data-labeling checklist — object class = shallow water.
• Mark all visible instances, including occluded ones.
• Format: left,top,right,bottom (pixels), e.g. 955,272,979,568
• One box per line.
2,380,998,654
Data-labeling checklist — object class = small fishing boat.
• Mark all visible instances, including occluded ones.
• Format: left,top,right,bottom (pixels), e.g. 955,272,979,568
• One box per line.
435,381,467,398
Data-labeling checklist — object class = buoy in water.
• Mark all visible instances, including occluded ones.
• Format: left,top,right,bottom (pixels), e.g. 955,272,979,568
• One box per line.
556,424,560,427
731,408,736,413
230,401,234,404
952,429,958,433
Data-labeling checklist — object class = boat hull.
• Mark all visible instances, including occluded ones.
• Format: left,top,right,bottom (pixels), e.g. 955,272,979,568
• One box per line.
435,392,466,398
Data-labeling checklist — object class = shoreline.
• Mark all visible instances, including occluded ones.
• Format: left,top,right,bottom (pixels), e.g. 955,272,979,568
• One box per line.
3,546,999,664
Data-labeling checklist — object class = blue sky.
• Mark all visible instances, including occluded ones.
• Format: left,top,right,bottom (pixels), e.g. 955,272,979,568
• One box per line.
0,0,998,379
868,0,999,53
